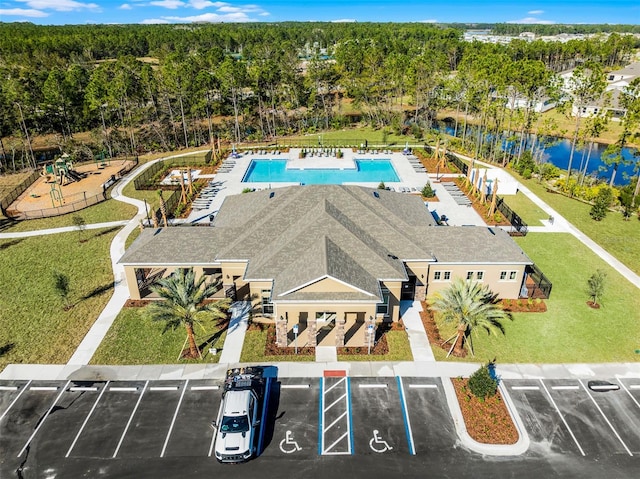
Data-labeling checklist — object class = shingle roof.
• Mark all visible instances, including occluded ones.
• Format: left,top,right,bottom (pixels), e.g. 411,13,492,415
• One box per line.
119,185,531,300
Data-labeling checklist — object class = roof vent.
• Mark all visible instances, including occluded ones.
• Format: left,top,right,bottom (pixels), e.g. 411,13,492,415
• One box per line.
373,191,380,198
269,191,275,199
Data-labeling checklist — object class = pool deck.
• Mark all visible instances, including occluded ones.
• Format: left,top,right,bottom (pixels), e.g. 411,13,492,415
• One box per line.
184,148,430,224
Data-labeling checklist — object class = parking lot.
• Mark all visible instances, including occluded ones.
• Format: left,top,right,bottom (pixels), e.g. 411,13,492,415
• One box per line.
1,374,639,477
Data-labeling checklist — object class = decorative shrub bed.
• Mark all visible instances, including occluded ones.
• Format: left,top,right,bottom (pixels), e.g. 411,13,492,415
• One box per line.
452,377,519,445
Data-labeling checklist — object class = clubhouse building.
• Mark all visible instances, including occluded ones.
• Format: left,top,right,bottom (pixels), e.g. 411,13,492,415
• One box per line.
119,185,534,347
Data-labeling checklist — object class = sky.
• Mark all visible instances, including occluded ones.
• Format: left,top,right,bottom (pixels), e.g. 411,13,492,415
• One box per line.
0,0,638,26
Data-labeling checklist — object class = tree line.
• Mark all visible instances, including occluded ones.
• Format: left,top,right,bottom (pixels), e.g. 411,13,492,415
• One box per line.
0,22,637,178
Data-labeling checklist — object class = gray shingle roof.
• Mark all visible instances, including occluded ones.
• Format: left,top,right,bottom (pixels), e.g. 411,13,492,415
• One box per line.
119,185,531,300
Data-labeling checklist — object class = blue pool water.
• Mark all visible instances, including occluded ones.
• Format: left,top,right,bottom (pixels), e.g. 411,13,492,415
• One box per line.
242,159,400,184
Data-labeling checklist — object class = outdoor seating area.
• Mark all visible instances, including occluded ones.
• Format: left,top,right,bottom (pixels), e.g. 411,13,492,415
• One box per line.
442,181,472,206
191,181,222,210
216,158,236,173
406,155,427,173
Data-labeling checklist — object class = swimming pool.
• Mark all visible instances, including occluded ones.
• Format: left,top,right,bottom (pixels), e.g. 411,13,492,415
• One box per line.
242,160,400,184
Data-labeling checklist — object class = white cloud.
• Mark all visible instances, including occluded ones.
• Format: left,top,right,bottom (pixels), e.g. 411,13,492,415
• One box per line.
18,0,100,11
0,7,48,17
218,5,241,13
507,17,555,24
119,3,132,9
420,19,438,23
140,18,170,23
163,11,253,22
149,0,186,9
331,18,356,23
188,0,226,8
528,10,544,15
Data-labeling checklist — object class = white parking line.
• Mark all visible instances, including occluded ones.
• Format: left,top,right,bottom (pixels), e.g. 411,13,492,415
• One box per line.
0,385,19,391
540,379,585,456
578,380,633,456
408,384,437,389
113,381,149,458
65,381,110,457
161,380,188,458
324,377,346,394
69,386,99,392
511,386,540,391
149,386,180,391
0,380,31,422
629,385,640,390
551,385,580,390
17,380,71,457
358,384,387,389
190,385,219,391
325,393,347,412
281,384,310,389
617,380,640,410
30,386,58,391
110,387,138,392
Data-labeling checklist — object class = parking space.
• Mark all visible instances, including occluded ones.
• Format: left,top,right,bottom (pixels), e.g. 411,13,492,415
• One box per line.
350,377,409,456
399,377,458,454
163,380,221,458
3,375,640,474
0,380,68,463
505,379,640,458
260,377,319,459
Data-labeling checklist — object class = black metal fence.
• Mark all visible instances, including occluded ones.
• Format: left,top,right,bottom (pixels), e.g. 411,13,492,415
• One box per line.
495,197,529,236
0,170,40,214
524,264,553,299
150,190,181,225
445,153,468,175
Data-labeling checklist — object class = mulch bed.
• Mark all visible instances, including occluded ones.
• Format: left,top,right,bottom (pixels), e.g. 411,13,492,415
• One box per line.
452,378,519,445
419,305,467,357
453,177,511,226
500,298,547,313
414,149,455,173
124,299,153,307
256,323,394,356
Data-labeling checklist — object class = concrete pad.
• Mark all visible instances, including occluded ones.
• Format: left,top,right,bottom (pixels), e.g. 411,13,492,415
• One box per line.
136,365,164,380
181,364,207,380
0,364,66,380
315,346,337,362
159,364,185,380
202,363,230,379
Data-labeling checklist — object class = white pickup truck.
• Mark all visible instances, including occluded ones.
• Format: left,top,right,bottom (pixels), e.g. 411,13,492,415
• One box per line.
212,367,265,463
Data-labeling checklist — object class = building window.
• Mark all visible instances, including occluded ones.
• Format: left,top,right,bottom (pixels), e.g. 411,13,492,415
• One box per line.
377,287,389,315
261,289,273,316
466,271,474,280
443,271,451,280
476,271,484,281
499,271,518,281
434,271,441,280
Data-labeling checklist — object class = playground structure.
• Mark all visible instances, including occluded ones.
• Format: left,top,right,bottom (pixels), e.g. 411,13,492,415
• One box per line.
42,155,85,186
8,158,136,219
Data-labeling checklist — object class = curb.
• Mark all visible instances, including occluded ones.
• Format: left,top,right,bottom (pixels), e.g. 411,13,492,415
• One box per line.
441,377,530,456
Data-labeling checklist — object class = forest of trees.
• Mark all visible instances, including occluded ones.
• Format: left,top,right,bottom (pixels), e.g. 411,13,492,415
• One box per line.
0,22,638,174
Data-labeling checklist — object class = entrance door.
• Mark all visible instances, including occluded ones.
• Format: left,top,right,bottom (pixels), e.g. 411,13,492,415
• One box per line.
401,275,416,301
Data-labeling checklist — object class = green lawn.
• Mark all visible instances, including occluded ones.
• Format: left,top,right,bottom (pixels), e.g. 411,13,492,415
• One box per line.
90,306,228,364
2,198,136,233
0,228,119,371
501,191,550,226
432,233,640,363
520,178,640,275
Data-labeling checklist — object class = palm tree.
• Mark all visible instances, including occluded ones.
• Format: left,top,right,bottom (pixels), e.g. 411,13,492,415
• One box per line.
431,278,512,357
147,268,231,359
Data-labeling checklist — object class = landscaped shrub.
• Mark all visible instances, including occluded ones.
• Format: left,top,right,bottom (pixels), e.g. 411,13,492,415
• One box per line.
468,362,498,399
422,182,435,198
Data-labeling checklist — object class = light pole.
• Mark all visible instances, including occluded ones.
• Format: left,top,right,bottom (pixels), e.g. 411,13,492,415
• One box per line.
293,324,299,355
367,323,374,355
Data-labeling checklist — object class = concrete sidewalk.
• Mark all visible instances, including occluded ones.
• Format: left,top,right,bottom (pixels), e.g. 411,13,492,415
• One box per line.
0,220,130,238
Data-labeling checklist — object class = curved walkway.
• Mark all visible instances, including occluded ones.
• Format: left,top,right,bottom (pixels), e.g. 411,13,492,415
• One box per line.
0,220,130,239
